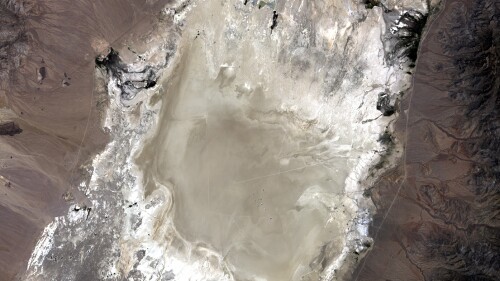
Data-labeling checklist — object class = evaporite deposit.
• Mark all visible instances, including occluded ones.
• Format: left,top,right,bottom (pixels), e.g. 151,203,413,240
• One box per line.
23,0,428,280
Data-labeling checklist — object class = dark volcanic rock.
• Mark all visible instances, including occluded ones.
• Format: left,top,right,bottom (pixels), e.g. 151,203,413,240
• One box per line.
270,11,278,31
376,92,395,116
362,0,381,9
384,9,428,65
352,0,500,280
96,48,159,104
0,122,22,136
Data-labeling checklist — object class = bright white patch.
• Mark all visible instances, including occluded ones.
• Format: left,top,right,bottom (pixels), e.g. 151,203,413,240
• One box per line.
26,219,59,276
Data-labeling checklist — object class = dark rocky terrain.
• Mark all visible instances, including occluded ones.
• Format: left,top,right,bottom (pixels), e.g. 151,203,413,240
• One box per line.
353,0,500,280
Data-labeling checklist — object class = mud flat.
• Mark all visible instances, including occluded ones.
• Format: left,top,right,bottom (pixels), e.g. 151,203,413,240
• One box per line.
103,0,427,279
17,0,439,280
352,0,500,280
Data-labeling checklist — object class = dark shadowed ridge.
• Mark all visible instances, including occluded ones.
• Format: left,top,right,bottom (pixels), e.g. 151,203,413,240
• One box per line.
351,0,500,280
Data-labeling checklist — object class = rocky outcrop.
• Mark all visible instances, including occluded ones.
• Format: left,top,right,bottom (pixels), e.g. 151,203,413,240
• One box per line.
0,122,22,136
96,49,159,105
0,1,28,89
376,93,395,116
386,10,428,64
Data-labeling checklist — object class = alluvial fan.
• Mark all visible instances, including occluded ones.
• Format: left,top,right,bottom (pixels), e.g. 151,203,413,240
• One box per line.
352,0,500,280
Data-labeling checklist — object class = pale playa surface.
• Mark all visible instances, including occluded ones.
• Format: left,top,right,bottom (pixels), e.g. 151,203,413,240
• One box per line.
23,0,428,280
135,0,422,280
141,40,353,280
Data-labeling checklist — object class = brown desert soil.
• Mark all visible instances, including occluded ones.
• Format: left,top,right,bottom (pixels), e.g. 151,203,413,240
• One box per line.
0,1,171,280
352,0,499,280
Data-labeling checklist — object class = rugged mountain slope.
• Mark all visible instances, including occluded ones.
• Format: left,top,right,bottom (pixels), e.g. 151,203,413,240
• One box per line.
352,0,500,280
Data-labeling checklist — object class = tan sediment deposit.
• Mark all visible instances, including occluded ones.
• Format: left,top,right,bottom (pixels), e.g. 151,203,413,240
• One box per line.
0,1,171,279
